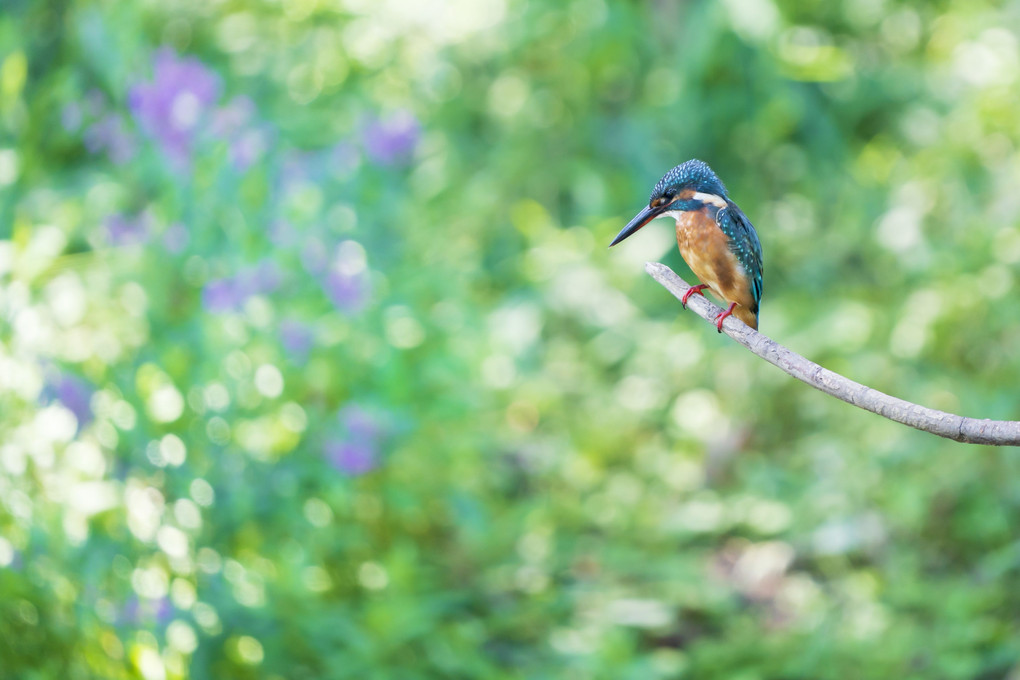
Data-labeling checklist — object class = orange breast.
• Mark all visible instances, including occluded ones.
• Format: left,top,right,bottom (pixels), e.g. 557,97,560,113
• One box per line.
674,209,758,328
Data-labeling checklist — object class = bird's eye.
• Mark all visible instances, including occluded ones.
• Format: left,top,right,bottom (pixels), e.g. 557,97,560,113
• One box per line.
651,194,671,209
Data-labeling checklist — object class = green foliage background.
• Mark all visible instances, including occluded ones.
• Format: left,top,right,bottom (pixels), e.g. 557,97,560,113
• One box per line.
2,0,1020,678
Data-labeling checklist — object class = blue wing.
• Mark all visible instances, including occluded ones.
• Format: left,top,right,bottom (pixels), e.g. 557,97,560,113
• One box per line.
716,201,763,313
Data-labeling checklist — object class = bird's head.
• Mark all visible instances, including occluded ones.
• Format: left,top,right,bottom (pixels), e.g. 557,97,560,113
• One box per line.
609,159,728,247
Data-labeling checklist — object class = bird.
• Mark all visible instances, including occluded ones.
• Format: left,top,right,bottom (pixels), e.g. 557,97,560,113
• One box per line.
609,159,763,332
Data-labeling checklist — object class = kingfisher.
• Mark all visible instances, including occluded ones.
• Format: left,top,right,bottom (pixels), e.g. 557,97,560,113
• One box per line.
610,159,763,332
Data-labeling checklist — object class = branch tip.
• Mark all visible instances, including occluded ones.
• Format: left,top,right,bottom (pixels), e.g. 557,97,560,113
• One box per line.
643,262,1020,446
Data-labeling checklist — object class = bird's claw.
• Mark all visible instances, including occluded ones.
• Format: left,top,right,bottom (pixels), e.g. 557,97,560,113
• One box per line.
681,284,709,309
714,302,738,333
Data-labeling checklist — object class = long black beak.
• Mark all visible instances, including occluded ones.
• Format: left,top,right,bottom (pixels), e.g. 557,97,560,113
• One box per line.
609,204,667,247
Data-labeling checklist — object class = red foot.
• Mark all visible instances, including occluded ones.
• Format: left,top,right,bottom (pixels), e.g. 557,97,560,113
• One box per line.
681,284,709,308
714,302,737,333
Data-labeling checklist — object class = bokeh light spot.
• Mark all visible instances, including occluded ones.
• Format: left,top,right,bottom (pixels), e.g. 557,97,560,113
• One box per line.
189,478,215,507
148,385,184,423
254,364,284,398
160,434,187,466
134,646,165,680
157,526,189,559
206,417,231,445
357,561,389,590
204,383,230,411
173,498,202,530
167,620,198,654
280,402,307,432
217,13,257,53
235,636,264,665
0,148,19,186
0,536,14,567
303,498,333,527
303,566,332,592
488,73,529,119
384,307,425,349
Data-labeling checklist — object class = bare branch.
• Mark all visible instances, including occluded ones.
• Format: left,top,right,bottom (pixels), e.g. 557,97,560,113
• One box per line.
644,262,1020,446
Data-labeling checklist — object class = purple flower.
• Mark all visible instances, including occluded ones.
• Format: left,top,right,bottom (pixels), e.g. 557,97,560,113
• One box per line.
325,439,377,476
42,372,94,431
211,96,270,171
280,320,315,361
162,222,189,253
119,596,173,627
362,111,420,165
323,403,393,476
269,220,296,248
245,260,281,295
301,238,329,274
323,240,370,313
324,269,370,313
154,597,174,626
280,150,316,188
202,261,282,313
230,129,269,171
340,404,382,442
120,596,140,625
210,95,255,138
202,277,247,313
129,48,221,167
105,213,150,246
331,141,361,179
84,114,137,165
